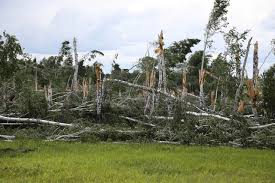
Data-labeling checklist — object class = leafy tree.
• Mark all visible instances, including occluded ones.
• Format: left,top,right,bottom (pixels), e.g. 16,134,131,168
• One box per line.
165,39,200,68
224,27,249,79
137,56,157,73
208,54,235,109
58,40,73,66
199,0,230,107
262,64,275,116
0,31,23,81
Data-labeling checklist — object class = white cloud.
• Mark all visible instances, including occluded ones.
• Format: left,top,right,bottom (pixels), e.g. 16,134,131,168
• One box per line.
0,0,274,74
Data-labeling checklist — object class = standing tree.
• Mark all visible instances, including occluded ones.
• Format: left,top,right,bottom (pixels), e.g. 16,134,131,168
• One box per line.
224,27,249,79
0,32,23,110
262,64,275,117
58,40,73,66
165,39,200,96
199,0,230,107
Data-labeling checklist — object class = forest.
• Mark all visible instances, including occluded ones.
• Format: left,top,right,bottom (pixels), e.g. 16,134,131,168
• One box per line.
0,0,275,149
1,0,275,182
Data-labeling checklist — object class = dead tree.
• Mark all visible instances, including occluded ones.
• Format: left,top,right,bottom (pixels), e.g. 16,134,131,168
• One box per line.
246,79,258,116
233,37,253,112
155,30,166,93
0,114,74,127
72,37,79,91
154,30,172,115
251,41,259,116
0,135,15,140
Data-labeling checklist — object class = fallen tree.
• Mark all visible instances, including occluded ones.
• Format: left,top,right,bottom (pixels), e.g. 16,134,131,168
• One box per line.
0,135,15,140
120,115,156,127
249,123,275,129
185,111,230,121
106,78,205,113
0,115,74,127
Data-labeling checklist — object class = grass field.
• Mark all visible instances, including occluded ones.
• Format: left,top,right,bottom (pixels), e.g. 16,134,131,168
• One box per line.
0,140,274,183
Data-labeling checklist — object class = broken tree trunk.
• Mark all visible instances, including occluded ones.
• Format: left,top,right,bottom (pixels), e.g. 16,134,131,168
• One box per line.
155,31,167,96
199,37,208,107
185,111,230,121
251,41,259,116
82,78,89,100
155,31,171,115
249,123,275,129
35,67,38,91
0,135,15,140
233,37,253,112
72,37,79,91
213,77,220,111
96,64,103,118
44,81,53,107
144,70,156,116
0,115,74,127
120,116,156,127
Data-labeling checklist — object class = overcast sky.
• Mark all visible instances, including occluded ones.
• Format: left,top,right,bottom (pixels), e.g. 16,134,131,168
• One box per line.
0,0,274,75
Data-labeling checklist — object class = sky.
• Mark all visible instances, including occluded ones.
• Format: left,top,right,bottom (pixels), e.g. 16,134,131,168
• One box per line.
0,0,274,75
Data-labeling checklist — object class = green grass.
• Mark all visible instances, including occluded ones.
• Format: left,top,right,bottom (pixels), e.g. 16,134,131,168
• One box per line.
0,140,274,183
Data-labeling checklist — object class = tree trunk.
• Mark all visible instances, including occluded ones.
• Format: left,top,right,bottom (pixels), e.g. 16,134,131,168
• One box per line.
2,82,7,110
213,78,220,111
235,49,241,79
0,115,74,127
233,37,253,112
182,68,187,98
96,64,103,119
44,81,53,107
35,67,38,91
199,38,208,107
252,41,259,116
82,78,88,100
72,37,79,91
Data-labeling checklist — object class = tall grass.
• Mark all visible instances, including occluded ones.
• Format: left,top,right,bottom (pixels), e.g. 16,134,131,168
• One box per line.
0,140,274,183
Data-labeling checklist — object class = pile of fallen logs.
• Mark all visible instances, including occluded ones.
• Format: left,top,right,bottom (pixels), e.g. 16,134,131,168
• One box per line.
1,77,274,149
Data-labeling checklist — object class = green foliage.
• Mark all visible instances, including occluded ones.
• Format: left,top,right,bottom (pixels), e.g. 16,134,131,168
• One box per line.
0,31,23,81
262,64,275,116
17,88,48,118
165,39,200,67
58,40,73,66
206,0,230,37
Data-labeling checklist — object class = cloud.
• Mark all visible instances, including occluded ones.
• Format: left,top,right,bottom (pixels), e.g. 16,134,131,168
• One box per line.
0,0,274,74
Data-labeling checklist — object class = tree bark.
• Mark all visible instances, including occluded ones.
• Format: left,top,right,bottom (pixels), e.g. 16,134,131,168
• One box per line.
199,33,209,108
0,115,74,127
35,67,38,91
72,37,79,91
0,135,15,140
252,41,259,116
